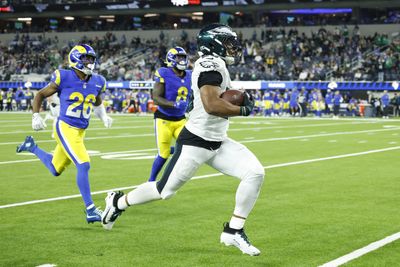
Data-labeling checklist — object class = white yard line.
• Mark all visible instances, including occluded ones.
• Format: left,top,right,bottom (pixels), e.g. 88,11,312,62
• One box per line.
2,145,400,264
0,133,156,146
0,121,374,135
0,148,159,165
0,120,152,128
2,126,399,146
0,125,154,134
2,127,399,165
0,159,40,165
239,127,400,143
1,145,399,209
233,117,400,123
229,121,378,132
319,232,400,267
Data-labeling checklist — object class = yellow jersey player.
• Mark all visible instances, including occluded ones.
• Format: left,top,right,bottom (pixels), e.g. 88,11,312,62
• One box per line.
148,46,191,182
16,44,113,224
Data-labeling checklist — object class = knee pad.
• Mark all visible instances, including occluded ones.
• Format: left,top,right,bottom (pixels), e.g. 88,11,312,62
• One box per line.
245,163,265,185
77,162,91,172
159,147,171,159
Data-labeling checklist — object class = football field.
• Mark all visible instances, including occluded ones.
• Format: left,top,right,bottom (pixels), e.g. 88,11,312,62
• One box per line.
0,112,399,267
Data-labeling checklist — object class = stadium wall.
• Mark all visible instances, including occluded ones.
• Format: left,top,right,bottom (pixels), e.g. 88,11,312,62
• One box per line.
0,24,399,47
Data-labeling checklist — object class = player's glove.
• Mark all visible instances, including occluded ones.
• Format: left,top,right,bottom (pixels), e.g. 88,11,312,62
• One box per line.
32,113,47,131
102,115,113,128
186,94,194,113
239,92,255,116
173,99,188,111
94,103,113,128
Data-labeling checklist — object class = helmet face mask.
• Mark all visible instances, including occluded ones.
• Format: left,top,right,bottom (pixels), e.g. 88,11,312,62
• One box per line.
197,24,242,65
68,44,97,76
220,35,242,65
166,47,188,71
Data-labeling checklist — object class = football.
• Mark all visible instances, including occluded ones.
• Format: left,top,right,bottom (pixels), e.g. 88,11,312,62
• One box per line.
220,89,244,106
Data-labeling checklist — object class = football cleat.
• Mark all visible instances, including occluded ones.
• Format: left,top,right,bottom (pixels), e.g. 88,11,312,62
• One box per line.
102,191,125,230
220,222,261,256
86,206,103,224
16,136,37,153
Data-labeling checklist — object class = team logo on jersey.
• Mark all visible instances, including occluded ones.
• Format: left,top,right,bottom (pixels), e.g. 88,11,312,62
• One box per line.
200,60,219,69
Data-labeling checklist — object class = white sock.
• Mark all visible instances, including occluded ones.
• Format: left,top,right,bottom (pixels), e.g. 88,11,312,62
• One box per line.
118,182,161,210
229,216,245,230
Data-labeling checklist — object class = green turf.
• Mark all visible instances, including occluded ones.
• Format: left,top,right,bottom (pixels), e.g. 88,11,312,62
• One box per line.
0,113,399,267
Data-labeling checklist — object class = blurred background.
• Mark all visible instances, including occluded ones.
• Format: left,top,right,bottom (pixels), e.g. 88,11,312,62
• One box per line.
0,0,399,117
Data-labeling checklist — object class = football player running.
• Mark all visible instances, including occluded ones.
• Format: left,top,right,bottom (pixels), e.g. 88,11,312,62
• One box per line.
147,46,191,182
16,44,113,224
102,24,264,256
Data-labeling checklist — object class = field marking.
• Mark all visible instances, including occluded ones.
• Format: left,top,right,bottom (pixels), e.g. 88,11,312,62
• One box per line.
236,117,400,123
2,126,400,165
0,159,40,165
1,126,399,147
0,121,377,135
239,127,400,143
0,125,154,134
1,145,399,209
0,133,156,145
0,148,159,165
1,127,399,164
319,232,400,267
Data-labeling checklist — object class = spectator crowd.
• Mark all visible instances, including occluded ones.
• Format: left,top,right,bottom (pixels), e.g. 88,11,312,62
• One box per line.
1,85,400,119
1,17,400,118
1,26,399,83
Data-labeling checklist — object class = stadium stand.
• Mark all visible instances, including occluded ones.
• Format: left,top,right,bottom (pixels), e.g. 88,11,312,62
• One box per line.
0,1,399,117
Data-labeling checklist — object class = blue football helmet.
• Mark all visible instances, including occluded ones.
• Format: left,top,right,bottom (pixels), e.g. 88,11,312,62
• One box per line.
68,44,97,75
165,46,188,71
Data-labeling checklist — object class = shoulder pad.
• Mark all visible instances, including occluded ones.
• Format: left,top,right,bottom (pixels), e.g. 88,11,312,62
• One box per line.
50,69,63,86
195,56,225,73
154,67,168,83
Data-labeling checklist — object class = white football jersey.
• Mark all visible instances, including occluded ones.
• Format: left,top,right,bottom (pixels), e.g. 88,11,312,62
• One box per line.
185,55,232,142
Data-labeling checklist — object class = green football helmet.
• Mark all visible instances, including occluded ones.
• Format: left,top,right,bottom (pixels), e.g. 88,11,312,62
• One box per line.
197,23,242,65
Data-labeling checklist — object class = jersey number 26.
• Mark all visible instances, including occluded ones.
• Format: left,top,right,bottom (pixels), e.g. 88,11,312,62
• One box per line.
66,92,96,119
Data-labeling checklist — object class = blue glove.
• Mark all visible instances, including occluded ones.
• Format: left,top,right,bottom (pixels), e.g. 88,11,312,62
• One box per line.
174,99,188,111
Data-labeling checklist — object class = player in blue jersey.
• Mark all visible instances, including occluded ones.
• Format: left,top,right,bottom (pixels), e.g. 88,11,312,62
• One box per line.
16,44,113,224
137,90,150,114
325,89,334,115
333,90,343,119
290,88,299,116
381,90,390,119
263,91,273,117
148,46,191,182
